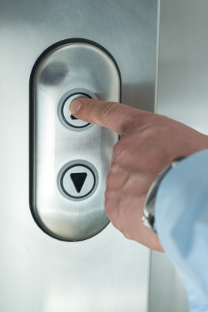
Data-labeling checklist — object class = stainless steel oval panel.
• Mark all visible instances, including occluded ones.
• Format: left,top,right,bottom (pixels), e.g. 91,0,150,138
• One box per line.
30,40,120,241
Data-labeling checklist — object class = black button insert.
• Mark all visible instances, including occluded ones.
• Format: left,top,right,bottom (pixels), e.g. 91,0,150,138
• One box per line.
70,172,87,193
71,114,78,120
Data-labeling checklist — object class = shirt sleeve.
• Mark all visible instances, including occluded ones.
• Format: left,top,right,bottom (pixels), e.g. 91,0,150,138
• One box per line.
155,149,208,312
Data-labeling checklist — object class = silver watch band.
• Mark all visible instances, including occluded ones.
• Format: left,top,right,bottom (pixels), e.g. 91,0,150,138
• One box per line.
142,158,184,232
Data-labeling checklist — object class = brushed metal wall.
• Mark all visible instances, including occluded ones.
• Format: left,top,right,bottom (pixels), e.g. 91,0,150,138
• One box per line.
0,0,158,311
1,0,205,310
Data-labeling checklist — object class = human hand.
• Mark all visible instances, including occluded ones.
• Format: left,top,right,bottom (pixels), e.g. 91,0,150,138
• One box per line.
69,98,208,251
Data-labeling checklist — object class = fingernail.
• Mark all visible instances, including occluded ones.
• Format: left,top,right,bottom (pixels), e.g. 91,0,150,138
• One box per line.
69,99,82,114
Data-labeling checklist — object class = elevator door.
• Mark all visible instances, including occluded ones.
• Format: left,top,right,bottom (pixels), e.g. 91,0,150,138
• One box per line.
150,0,208,311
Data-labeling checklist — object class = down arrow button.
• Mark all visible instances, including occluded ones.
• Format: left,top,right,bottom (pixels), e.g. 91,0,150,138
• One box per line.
58,161,98,201
70,172,87,193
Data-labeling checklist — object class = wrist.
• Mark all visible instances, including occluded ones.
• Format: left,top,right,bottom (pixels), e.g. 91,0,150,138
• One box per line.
142,157,184,232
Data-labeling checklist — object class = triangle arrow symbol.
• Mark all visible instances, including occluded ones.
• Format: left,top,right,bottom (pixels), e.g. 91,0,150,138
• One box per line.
71,114,78,120
70,172,87,193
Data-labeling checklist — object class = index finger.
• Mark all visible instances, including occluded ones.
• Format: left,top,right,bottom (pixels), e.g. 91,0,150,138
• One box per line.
69,97,149,136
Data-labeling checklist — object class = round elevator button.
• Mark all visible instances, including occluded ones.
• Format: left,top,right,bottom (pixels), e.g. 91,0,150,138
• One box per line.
62,94,90,128
57,88,97,131
57,160,99,201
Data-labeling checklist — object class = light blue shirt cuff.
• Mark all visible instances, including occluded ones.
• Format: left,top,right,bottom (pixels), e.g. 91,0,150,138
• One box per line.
155,149,208,311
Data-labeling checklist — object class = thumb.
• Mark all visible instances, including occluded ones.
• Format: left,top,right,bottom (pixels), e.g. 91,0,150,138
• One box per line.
69,97,148,136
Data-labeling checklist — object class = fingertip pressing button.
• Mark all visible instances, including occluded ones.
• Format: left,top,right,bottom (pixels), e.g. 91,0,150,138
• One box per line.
63,93,90,128
57,88,97,131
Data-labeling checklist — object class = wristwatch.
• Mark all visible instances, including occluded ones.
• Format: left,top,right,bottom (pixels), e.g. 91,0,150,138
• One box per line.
142,158,184,232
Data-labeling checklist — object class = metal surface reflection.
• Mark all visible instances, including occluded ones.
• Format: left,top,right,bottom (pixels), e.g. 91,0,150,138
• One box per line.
0,0,158,311
30,40,120,241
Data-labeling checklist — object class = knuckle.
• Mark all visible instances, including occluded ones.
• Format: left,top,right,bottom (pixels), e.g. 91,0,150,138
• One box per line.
110,215,123,232
150,114,169,129
106,170,116,188
105,194,124,233
107,157,122,177
112,141,127,159
112,143,121,158
105,192,119,221
104,191,115,216
98,102,120,125
85,99,97,119
143,112,164,124
139,118,170,140
123,232,131,240
113,142,131,164
140,125,158,139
